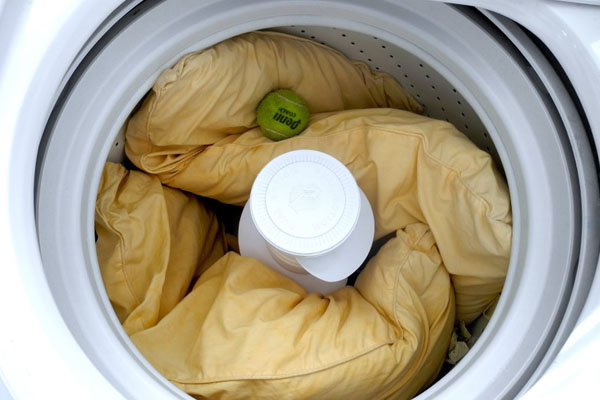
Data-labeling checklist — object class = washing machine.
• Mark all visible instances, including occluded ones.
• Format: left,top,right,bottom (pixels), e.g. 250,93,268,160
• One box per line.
0,0,599,398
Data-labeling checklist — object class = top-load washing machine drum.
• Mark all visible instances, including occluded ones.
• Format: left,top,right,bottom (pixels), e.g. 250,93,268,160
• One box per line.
33,1,599,399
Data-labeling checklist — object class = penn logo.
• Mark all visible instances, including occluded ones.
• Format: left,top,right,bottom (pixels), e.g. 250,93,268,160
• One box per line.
272,107,302,130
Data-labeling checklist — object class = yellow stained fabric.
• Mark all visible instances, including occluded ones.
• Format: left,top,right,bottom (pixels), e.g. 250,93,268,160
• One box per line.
95,31,511,399
96,163,227,335
125,31,422,176
127,107,511,323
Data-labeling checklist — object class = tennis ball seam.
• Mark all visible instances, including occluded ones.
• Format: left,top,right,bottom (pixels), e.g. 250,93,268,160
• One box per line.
273,92,307,110
262,125,291,139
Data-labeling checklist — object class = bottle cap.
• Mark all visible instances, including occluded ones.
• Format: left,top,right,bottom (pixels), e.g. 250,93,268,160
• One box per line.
250,150,361,256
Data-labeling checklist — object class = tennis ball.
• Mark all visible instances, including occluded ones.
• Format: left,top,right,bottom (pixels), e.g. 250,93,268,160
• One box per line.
257,89,309,141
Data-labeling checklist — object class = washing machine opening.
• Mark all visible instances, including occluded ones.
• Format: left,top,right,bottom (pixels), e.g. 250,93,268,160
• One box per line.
96,26,511,398
35,2,591,399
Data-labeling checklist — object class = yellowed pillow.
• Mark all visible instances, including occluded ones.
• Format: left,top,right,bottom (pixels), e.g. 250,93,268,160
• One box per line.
125,31,422,176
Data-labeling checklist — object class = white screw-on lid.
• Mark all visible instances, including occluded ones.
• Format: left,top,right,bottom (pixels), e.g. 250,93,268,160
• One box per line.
250,150,361,256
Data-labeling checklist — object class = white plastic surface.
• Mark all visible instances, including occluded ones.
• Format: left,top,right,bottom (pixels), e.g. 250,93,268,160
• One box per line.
0,0,133,399
0,376,11,400
239,204,348,293
479,10,600,394
241,186,374,289
243,150,375,286
523,299,600,399
438,1,600,396
250,150,360,256
297,190,375,282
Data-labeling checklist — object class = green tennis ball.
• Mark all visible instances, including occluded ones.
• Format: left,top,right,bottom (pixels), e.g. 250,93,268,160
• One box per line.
257,89,309,141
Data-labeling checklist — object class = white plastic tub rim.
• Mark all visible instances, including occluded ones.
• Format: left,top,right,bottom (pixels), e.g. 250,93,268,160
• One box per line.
32,1,599,399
